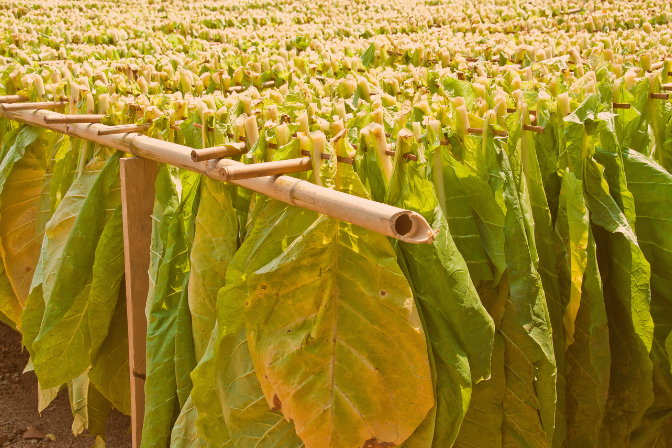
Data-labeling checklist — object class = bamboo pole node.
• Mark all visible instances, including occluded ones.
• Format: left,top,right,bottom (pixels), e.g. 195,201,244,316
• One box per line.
190,143,247,162
650,93,670,100
613,102,631,109
98,123,152,136
44,114,105,124
1,100,68,112
523,124,545,133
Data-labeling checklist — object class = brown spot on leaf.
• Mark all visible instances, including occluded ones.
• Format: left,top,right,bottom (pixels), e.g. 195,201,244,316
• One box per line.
271,394,282,411
25,266,31,272
380,290,387,297
363,438,395,448
261,285,268,290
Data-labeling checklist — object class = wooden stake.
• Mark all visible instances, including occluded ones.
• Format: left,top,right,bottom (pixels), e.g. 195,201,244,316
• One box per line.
44,114,104,124
219,157,313,181
98,123,151,136
0,94,28,103
1,100,67,111
119,157,158,448
190,143,246,162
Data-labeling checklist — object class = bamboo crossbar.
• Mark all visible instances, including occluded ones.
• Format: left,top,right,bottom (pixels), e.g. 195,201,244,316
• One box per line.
0,107,434,244
651,93,670,100
664,84,672,92
44,114,105,124
1,100,67,111
0,95,28,103
98,123,152,135
191,144,247,162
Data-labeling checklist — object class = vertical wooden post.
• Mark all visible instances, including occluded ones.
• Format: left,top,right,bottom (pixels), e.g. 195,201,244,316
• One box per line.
120,157,158,448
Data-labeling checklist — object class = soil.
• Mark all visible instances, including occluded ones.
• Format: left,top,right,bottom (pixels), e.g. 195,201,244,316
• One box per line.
0,322,132,448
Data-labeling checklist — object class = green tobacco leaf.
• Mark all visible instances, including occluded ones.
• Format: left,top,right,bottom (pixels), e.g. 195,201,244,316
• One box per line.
246,152,433,448
171,396,201,448
188,178,238,362
212,197,315,448
0,260,21,330
89,280,132,416
488,131,557,447
386,134,495,446
69,371,112,438
557,172,589,348
564,228,610,447
429,145,493,283
583,157,654,447
620,150,672,446
514,108,568,448
88,206,126,362
32,154,121,388
142,166,200,448
175,272,196,410
0,126,52,304
454,334,506,448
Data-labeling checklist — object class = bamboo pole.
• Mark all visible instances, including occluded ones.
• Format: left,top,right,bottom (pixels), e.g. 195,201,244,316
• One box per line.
98,123,152,135
0,108,434,244
468,127,508,137
191,143,247,162
219,157,313,181
44,114,104,124
663,84,672,92
1,100,68,111
613,103,631,109
651,93,670,100
523,124,545,133
0,95,28,103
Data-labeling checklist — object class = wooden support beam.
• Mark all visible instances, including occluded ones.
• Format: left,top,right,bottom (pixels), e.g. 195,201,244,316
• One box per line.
119,157,159,448
44,114,104,124
613,102,631,109
651,93,670,100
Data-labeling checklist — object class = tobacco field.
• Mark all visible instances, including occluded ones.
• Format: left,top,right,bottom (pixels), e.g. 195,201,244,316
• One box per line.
1,0,672,447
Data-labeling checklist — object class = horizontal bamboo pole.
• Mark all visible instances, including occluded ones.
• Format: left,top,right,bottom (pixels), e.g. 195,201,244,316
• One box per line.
1,100,67,111
299,149,354,164
468,127,508,137
44,114,104,124
220,157,313,181
191,144,247,162
663,84,672,92
0,95,28,104
613,103,631,109
651,93,670,100
0,108,434,244
523,124,545,133
98,123,152,135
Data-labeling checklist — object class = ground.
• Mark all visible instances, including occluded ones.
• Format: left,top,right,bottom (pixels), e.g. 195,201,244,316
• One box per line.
0,322,132,448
